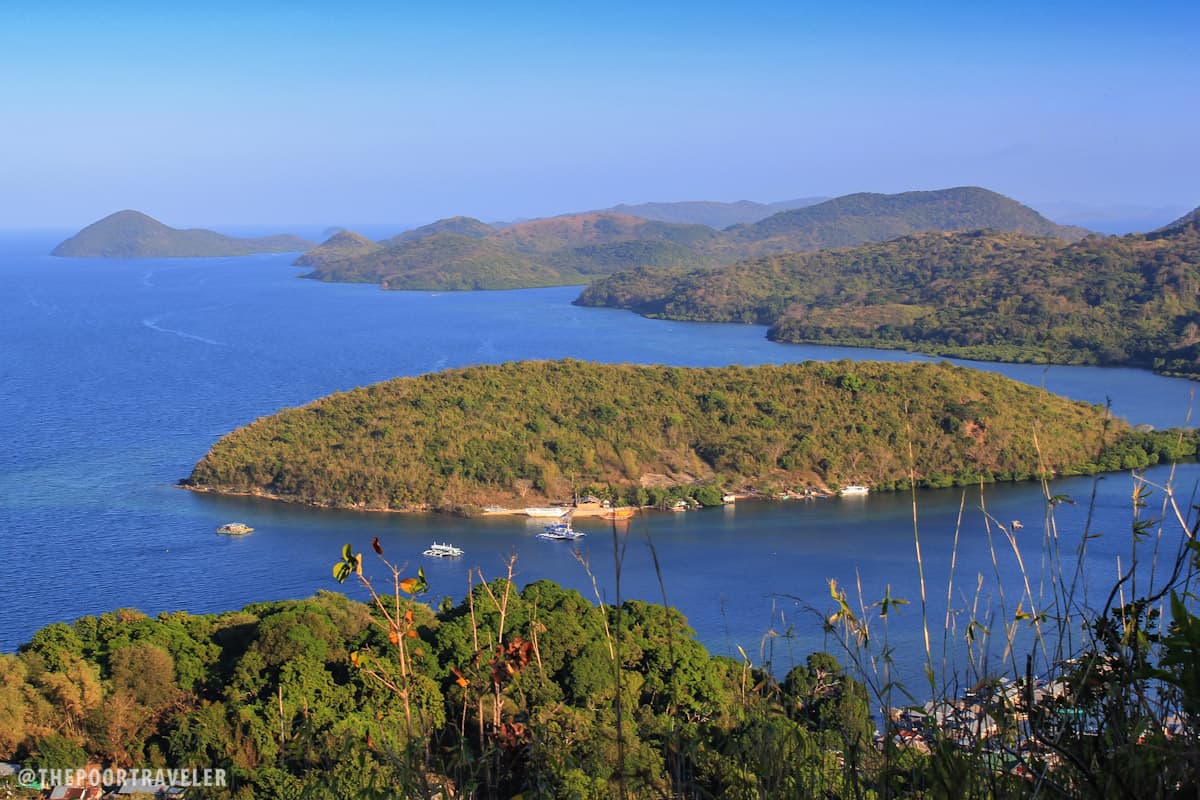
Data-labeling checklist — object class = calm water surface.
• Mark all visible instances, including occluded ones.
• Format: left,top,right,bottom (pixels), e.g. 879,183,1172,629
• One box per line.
2,231,1196,691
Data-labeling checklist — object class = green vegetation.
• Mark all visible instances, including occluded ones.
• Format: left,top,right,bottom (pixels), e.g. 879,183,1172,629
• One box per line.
381,215,495,245
725,186,1087,251
603,196,829,228
8,470,1200,800
181,359,1185,513
578,216,1200,378
302,233,567,290
294,188,1085,291
293,230,383,268
0,571,879,799
51,210,313,258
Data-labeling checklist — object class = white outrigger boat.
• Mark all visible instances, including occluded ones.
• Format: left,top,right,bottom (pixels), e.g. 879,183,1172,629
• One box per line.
537,521,586,541
423,542,464,558
524,507,570,518
839,485,870,496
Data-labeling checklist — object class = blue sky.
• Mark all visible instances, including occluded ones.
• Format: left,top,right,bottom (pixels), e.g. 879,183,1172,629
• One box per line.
2,0,1197,229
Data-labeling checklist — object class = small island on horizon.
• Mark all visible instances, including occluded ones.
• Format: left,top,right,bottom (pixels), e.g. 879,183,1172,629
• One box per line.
51,209,314,258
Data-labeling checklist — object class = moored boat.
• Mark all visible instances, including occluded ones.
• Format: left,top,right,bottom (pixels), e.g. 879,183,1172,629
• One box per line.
537,521,586,540
601,506,636,520
524,507,570,518
839,485,870,496
423,542,464,558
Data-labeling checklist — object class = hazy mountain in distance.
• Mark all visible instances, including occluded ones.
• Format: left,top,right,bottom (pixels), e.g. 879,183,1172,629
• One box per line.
726,187,1090,253
52,210,313,258
602,197,828,228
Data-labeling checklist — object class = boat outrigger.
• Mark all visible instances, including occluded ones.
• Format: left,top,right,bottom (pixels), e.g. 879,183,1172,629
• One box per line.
423,542,464,558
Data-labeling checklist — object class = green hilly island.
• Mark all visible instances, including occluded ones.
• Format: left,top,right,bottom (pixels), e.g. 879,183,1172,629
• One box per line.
577,208,1200,378
293,187,1083,291
52,210,314,258
183,360,1186,513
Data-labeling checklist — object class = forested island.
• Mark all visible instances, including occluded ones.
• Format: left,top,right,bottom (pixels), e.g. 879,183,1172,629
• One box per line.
294,187,1085,291
182,360,1189,514
578,207,1200,379
51,210,314,258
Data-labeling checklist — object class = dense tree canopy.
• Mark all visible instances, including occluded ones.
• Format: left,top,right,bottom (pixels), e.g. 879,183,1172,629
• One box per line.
0,582,875,799
578,219,1200,378
181,360,1173,513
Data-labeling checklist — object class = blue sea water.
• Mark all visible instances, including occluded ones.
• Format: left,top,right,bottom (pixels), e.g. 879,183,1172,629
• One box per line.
1,230,1196,692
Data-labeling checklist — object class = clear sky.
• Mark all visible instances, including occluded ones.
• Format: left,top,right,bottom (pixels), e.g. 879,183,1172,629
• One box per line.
2,0,1197,229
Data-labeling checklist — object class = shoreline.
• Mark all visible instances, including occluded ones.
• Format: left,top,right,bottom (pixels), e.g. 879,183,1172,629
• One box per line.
178,482,774,517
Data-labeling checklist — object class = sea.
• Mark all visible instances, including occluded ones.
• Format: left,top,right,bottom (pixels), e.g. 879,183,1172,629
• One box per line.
2,229,1197,695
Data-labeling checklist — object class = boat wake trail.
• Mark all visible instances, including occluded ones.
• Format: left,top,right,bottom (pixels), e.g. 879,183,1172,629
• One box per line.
142,316,224,346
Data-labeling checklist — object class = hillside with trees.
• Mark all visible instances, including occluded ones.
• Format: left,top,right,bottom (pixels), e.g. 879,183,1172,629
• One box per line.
51,210,313,258
181,360,1186,514
294,188,1086,291
725,186,1088,253
292,230,383,267
578,215,1200,378
601,196,828,227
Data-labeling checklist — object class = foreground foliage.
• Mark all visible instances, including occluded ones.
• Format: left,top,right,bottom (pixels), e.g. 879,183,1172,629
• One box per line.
180,359,1182,512
8,467,1200,800
1,574,876,799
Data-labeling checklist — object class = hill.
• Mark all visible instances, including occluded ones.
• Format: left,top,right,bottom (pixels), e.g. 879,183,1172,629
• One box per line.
577,221,1200,377
303,232,567,290
51,210,313,258
381,215,495,245
290,188,1090,291
1154,205,1200,236
603,197,828,228
182,359,1163,513
726,187,1089,252
489,212,723,252
300,212,725,290
292,230,382,267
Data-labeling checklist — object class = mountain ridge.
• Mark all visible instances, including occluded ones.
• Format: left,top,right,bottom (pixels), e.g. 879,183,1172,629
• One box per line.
297,187,1090,291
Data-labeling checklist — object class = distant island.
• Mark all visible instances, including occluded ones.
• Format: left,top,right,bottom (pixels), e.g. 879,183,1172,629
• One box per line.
293,187,1086,291
578,205,1200,379
181,359,1185,514
599,196,830,228
52,210,314,258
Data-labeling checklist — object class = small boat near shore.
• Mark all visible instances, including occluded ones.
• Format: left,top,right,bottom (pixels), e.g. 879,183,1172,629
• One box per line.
216,522,253,535
524,506,570,518
538,521,585,541
839,485,870,496
423,542,464,558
